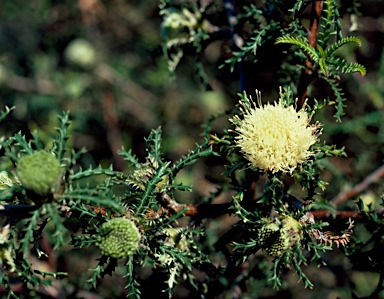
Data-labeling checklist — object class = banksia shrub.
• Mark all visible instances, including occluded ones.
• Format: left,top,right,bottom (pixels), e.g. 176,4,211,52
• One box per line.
16,150,61,196
0,0,379,298
97,218,140,258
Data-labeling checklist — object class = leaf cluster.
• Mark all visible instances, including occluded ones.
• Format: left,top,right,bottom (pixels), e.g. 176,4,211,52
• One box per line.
0,107,220,298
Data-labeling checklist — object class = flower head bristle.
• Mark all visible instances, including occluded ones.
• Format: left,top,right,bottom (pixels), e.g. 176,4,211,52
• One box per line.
231,91,321,174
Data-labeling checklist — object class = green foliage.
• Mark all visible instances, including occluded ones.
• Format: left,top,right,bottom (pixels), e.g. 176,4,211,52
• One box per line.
0,0,383,298
275,35,366,77
160,0,214,85
0,107,15,123
0,109,217,298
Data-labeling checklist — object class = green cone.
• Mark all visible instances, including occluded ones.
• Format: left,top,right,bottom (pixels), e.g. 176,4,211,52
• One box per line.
258,217,302,256
97,218,140,258
17,150,61,195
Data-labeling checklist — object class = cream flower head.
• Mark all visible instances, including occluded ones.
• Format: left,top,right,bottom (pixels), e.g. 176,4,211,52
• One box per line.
231,91,321,174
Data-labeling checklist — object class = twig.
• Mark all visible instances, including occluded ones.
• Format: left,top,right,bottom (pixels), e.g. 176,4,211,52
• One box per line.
4,195,384,224
311,209,359,219
0,204,39,218
145,192,231,219
332,164,384,207
224,0,246,91
5,74,59,95
296,0,323,109
101,91,126,171
224,0,243,49
311,209,384,220
94,63,159,128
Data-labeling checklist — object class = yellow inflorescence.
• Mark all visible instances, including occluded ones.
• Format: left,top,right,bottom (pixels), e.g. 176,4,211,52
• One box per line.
97,218,140,259
232,96,321,174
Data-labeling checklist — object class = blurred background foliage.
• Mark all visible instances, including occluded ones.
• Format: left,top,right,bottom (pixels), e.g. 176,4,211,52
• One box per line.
0,0,384,298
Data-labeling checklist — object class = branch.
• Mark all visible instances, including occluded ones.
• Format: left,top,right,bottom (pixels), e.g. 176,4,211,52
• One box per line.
224,0,246,91
311,209,384,220
224,0,243,49
331,164,384,207
145,192,232,219
0,204,39,218
101,91,126,171
311,210,360,219
296,0,323,109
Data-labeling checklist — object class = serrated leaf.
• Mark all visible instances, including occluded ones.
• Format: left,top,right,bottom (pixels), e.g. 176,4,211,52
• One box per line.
276,36,319,62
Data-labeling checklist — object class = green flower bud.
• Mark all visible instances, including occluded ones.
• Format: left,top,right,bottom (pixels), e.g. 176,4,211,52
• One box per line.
97,218,140,259
258,216,302,256
64,39,97,69
17,151,61,195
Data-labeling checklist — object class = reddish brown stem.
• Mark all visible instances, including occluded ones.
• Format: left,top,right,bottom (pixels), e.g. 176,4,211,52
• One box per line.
43,200,384,225
297,0,323,109
312,209,384,220
145,193,232,219
311,210,360,219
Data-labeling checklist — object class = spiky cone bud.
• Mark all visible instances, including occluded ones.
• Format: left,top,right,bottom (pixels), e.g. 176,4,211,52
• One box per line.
258,216,302,256
17,151,61,196
97,218,140,259
231,92,321,174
